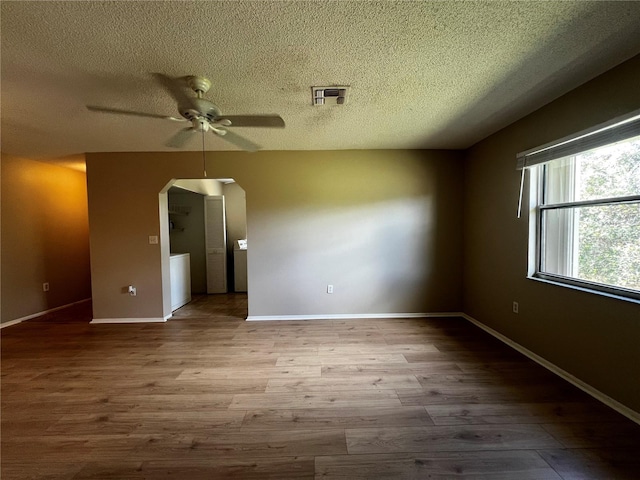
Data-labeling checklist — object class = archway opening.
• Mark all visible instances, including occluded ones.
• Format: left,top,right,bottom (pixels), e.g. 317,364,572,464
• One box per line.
159,177,248,319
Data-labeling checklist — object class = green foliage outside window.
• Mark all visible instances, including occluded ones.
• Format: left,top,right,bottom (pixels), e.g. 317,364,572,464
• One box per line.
576,140,640,291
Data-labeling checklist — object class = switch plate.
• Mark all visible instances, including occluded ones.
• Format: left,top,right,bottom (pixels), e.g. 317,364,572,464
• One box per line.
43,282,50,292
513,301,519,314
327,284,334,294
149,235,158,244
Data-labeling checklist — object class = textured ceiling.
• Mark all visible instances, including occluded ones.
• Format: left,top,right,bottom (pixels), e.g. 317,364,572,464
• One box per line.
2,1,640,158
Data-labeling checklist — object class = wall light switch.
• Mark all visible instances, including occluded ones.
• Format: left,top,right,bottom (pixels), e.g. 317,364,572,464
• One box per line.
149,235,158,244
327,284,334,294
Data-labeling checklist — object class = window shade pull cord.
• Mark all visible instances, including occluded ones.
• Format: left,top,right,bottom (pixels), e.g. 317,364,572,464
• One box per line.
517,167,525,218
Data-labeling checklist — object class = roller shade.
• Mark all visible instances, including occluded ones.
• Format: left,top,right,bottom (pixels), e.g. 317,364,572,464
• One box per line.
516,111,640,170
515,109,640,218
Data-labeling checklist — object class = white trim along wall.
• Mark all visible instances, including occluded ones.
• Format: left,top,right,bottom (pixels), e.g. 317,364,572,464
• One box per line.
460,313,640,426
0,298,91,329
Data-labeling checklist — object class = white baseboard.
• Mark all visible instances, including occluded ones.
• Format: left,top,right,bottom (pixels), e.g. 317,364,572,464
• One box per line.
460,313,640,426
0,298,91,329
246,312,461,321
91,316,169,324
0,318,25,329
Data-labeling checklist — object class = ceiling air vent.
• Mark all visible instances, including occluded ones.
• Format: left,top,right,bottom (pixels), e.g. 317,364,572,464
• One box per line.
312,86,349,106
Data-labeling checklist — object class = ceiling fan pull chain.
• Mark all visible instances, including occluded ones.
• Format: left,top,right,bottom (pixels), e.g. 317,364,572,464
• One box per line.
202,129,207,177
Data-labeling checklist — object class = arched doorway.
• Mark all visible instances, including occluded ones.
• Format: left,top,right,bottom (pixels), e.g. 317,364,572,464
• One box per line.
159,178,248,319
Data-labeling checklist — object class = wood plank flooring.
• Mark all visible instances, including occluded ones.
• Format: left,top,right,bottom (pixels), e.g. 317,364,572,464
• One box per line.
2,294,640,479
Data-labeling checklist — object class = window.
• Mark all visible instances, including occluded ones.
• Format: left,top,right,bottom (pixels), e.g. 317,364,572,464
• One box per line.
518,113,640,302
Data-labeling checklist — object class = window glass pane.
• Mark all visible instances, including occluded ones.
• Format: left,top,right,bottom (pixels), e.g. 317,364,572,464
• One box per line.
544,135,640,205
541,203,640,291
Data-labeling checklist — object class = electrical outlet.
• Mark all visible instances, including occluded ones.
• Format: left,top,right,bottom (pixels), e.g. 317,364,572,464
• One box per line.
43,282,50,292
128,285,137,296
327,284,334,294
513,301,519,314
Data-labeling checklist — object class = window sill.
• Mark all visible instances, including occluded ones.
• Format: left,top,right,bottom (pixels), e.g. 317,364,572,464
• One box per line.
528,275,640,305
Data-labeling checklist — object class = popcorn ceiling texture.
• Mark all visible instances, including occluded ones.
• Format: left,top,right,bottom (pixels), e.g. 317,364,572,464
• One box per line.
2,1,640,157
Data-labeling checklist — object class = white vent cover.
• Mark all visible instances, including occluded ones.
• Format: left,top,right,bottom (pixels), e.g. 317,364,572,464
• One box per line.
312,86,349,105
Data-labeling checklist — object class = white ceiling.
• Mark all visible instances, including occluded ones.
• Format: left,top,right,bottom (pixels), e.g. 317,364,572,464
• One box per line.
2,1,640,159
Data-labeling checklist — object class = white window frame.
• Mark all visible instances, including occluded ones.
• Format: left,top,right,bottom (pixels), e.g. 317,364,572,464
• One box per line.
518,111,640,304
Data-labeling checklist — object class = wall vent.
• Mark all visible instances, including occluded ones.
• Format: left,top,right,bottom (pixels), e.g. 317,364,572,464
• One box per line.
312,86,349,106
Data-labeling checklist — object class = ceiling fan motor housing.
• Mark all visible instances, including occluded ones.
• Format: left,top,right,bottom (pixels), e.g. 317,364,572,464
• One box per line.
180,98,222,123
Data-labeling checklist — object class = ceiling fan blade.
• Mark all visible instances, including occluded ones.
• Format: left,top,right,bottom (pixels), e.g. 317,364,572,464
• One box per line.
213,129,260,152
219,115,285,128
87,105,185,122
166,127,196,149
152,73,198,110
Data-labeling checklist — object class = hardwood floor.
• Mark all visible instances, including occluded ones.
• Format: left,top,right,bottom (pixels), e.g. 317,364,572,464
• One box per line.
2,294,639,479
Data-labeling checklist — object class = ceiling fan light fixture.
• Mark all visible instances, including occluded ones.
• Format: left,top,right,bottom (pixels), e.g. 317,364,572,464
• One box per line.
191,117,210,132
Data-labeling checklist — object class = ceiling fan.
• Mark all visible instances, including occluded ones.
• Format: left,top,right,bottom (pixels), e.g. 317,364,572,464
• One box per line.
87,74,285,152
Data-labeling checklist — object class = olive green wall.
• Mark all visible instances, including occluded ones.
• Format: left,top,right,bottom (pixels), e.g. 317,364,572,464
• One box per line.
1,155,91,323
86,149,463,320
463,54,640,412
